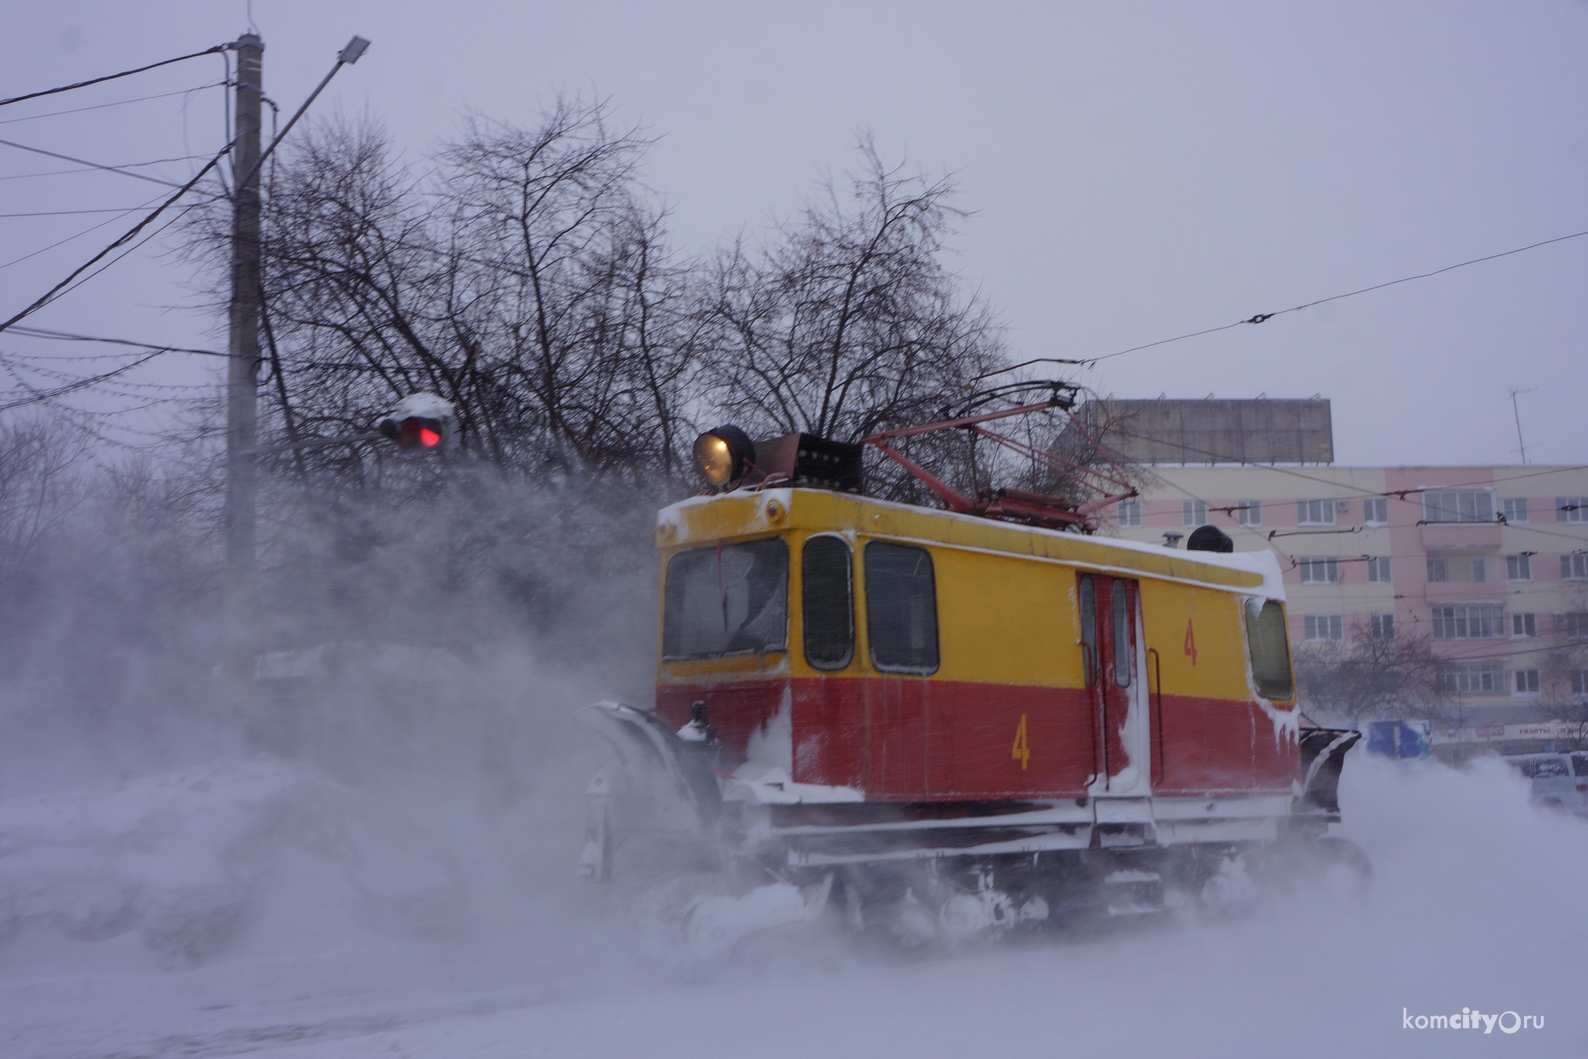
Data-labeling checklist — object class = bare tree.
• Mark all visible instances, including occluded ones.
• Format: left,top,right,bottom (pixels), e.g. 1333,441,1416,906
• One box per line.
1294,626,1450,725
185,98,700,485
699,139,1006,451
0,415,88,589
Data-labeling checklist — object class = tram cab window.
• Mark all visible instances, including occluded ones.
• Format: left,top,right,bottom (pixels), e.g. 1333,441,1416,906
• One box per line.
803,536,854,670
1244,599,1294,700
662,539,788,659
864,542,939,673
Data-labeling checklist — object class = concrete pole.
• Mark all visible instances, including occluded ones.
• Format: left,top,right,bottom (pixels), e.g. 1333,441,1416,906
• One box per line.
224,33,263,685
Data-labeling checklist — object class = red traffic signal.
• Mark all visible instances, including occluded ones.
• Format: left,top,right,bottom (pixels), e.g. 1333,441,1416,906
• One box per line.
376,393,455,451
388,416,445,448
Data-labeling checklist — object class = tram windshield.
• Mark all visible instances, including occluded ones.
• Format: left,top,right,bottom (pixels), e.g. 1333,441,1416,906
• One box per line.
663,539,789,659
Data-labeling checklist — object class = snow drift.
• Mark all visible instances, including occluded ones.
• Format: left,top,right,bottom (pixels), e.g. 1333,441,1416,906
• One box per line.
0,757,465,969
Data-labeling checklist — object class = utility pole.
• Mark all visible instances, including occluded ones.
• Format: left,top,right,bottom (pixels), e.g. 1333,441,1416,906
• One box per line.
218,34,368,706
224,33,263,685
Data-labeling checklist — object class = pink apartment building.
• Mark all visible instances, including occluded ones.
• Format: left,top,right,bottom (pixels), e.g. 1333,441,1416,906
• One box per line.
1092,400,1588,715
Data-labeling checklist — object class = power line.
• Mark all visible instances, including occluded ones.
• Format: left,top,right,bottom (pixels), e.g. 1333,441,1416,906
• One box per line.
0,136,235,335
38,200,205,309
0,137,188,188
0,191,168,272
0,349,166,412
0,45,228,108
1074,228,1588,367
0,208,156,218
5,324,226,357
0,82,227,126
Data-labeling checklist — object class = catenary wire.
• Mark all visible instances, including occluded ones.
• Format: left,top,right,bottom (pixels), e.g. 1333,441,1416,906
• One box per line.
1101,426,1588,502
1079,228,1588,366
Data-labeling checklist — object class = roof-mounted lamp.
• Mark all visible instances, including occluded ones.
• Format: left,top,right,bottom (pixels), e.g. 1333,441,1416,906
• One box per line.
693,425,754,488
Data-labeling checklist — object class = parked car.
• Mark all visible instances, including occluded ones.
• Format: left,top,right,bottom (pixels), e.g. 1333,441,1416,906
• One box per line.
1503,753,1588,815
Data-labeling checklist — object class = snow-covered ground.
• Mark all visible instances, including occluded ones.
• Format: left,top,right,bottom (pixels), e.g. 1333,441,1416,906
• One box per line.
2,752,1584,1059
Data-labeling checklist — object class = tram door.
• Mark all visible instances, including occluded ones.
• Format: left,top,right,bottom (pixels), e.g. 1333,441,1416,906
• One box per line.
1077,573,1140,790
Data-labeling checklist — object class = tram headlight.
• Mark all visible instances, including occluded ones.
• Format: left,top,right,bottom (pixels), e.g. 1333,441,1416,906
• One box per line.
693,425,754,487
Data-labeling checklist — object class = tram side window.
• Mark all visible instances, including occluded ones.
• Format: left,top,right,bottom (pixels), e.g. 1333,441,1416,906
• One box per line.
662,539,788,659
803,536,854,670
864,542,939,673
1244,599,1294,700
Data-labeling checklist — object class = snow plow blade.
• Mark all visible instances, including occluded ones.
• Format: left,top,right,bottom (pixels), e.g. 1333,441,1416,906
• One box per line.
684,875,833,959
1297,727,1360,816
576,701,720,882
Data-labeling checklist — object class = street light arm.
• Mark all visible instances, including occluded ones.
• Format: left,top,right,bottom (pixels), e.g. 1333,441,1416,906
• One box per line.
228,35,370,196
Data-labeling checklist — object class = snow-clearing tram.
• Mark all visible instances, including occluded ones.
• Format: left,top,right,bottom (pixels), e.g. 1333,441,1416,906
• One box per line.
578,399,1365,956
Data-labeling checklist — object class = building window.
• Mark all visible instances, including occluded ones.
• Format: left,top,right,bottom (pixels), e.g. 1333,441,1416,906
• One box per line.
1297,499,1336,526
1426,558,1447,582
1565,613,1588,641
1506,554,1532,581
1363,498,1389,526
1557,498,1588,523
1303,615,1343,641
1511,612,1536,638
1430,604,1504,639
1470,557,1487,583
1502,498,1529,523
1299,558,1340,584
1182,499,1207,526
1573,671,1588,696
1370,613,1396,639
1367,556,1392,583
1563,554,1588,581
1422,490,1495,524
1236,500,1262,526
1439,663,1506,694
1117,498,1142,527
1514,670,1541,695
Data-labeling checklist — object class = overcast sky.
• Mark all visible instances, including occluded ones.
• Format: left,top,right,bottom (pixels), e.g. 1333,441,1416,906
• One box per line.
4,1,1585,466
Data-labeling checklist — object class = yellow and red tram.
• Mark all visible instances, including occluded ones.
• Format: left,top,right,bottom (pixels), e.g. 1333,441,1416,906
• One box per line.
580,419,1363,952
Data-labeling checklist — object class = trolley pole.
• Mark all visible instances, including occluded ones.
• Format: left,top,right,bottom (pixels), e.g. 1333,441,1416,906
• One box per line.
223,33,263,687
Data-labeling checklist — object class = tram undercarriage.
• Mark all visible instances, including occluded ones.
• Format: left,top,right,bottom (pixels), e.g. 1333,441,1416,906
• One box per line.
579,701,1367,958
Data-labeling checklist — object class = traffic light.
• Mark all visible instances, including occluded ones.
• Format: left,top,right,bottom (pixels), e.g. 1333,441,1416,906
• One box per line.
377,393,455,451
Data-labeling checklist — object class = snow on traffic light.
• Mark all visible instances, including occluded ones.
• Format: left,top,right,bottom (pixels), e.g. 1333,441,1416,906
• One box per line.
376,393,455,451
